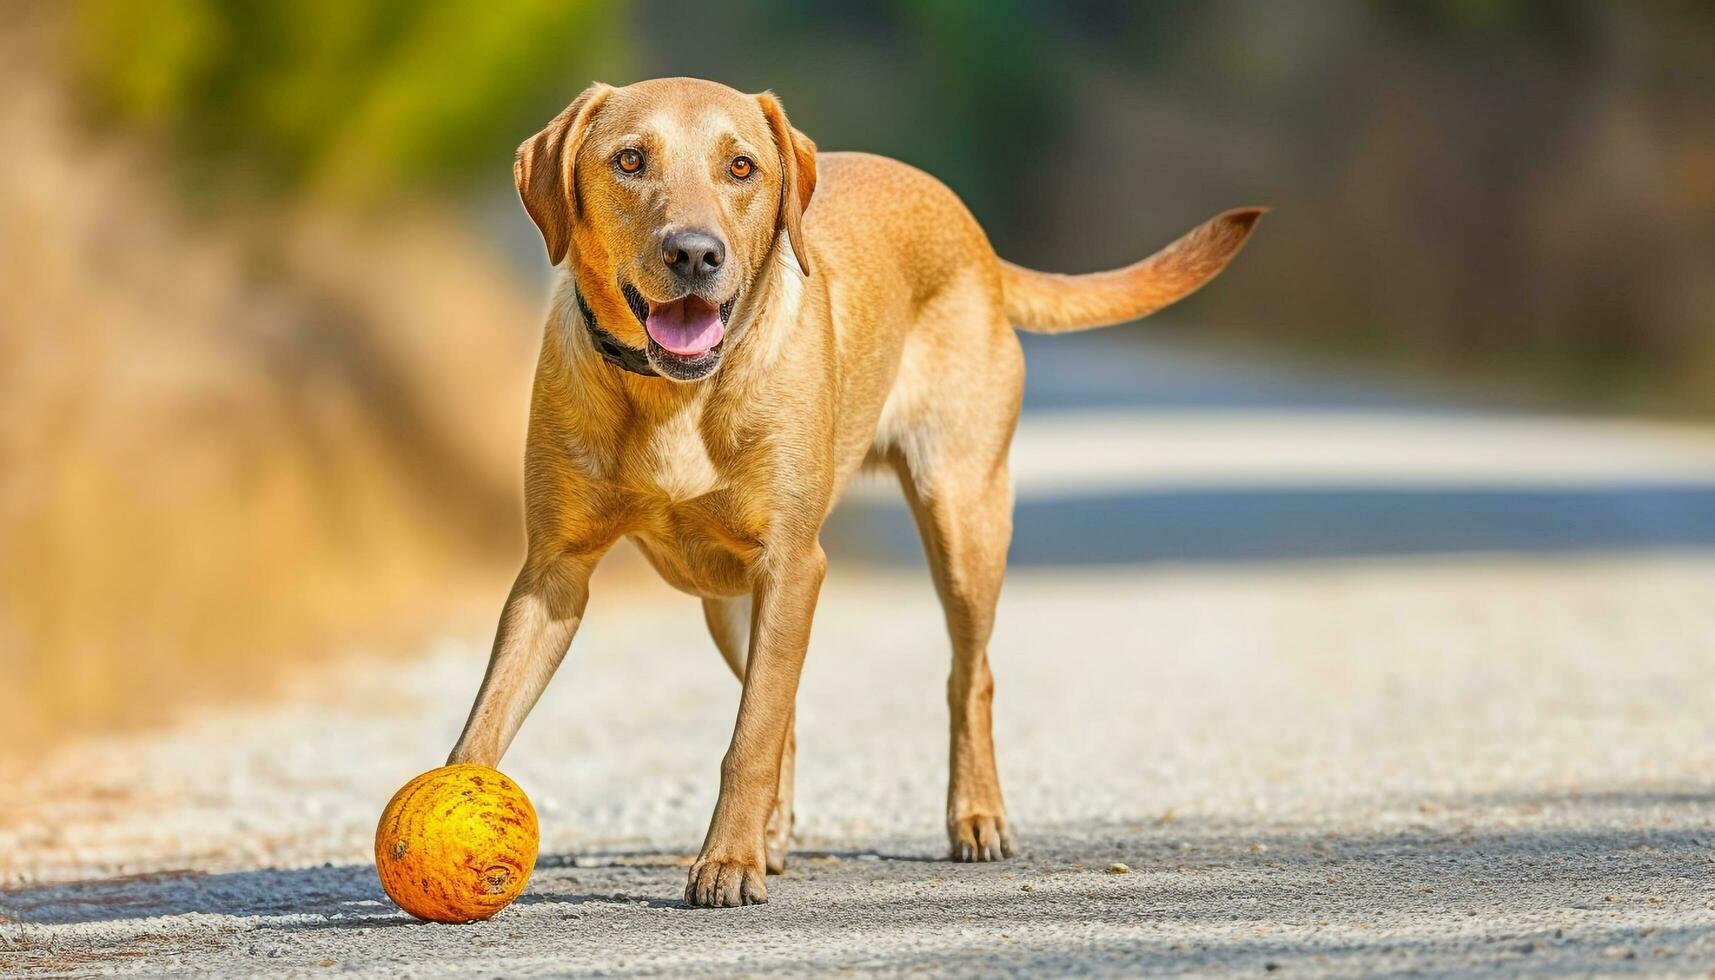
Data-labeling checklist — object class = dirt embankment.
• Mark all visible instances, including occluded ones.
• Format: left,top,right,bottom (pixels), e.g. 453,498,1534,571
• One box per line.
0,36,540,757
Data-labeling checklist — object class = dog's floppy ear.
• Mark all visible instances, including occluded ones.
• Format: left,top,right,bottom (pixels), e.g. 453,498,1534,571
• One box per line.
515,83,611,267
756,92,817,278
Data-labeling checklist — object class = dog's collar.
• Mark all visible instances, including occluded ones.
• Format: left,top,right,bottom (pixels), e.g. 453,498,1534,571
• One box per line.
573,285,659,378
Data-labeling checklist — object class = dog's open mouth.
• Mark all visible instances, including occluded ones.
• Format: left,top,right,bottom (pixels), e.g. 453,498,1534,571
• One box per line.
622,284,736,379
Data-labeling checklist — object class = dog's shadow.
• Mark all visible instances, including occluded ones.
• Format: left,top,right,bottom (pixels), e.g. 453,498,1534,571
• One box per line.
0,855,691,927
1,864,400,928
0,842,956,927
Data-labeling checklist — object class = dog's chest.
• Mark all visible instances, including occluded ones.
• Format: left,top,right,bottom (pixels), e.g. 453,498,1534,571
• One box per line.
630,405,723,501
602,406,768,596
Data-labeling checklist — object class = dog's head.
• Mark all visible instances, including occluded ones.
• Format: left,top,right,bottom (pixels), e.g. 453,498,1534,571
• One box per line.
515,78,817,382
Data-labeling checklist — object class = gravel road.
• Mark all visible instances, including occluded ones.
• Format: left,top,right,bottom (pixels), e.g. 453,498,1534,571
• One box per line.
6,554,1715,976
6,336,1715,976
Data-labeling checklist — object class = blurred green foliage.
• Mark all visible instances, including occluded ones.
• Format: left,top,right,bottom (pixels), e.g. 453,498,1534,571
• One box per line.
68,0,631,198
49,0,1715,407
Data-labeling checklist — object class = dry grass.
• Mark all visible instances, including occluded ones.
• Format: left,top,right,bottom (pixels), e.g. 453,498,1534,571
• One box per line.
0,44,543,758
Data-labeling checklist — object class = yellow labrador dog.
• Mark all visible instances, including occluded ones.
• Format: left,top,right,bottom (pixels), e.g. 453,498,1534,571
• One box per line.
450,77,1262,907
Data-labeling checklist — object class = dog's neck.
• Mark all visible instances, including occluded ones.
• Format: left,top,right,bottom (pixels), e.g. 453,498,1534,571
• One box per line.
570,285,658,377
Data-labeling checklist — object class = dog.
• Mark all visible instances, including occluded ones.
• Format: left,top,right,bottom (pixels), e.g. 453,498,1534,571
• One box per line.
448,77,1262,907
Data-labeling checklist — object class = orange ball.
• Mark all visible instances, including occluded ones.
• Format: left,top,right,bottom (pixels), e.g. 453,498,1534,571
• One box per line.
374,764,539,923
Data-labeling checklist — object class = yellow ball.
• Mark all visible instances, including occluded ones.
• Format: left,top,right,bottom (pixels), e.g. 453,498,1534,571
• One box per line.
374,764,539,923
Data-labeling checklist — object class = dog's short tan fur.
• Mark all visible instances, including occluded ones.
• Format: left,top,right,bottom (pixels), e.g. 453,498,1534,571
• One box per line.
449,77,1262,907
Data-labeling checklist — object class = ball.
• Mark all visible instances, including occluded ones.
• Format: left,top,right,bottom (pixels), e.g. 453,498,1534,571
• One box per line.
374,764,539,923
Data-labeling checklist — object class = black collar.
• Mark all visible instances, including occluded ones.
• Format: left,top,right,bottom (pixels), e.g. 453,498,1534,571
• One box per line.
574,285,658,377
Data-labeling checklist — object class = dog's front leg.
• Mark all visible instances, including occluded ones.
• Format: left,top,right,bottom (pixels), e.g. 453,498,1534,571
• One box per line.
685,543,826,907
448,548,600,767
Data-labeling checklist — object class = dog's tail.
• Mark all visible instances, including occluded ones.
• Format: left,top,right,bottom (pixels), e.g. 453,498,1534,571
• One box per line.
1002,207,1266,334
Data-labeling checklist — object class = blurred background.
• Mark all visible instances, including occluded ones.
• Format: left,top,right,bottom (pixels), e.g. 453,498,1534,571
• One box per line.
4,0,1715,762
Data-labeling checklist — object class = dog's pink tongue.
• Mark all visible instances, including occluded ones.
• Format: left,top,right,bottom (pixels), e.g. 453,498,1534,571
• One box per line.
645,297,724,356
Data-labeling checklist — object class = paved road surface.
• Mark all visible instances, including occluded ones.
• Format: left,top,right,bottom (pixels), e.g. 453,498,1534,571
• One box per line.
6,334,1715,976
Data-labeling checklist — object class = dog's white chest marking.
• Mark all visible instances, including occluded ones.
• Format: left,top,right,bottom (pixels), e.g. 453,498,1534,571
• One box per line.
645,405,722,502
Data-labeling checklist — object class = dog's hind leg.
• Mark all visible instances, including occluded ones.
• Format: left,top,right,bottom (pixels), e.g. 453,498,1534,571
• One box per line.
702,596,796,874
892,325,1024,862
702,594,752,678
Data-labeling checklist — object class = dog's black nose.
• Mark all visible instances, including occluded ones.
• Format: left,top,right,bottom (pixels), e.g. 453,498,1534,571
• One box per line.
662,229,725,279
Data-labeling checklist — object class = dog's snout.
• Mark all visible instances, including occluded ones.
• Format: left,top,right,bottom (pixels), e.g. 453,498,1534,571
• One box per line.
662,229,726,279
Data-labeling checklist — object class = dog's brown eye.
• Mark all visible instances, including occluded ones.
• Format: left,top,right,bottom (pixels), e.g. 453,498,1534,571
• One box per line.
729,156,754,180
616,149,644,174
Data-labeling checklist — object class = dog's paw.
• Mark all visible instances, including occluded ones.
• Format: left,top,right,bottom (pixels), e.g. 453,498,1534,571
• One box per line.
948,813,1014,862
684,852,768,907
